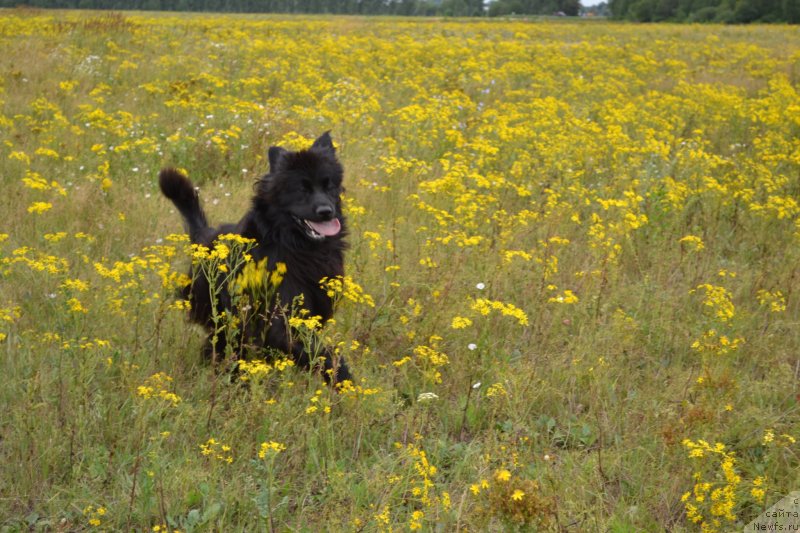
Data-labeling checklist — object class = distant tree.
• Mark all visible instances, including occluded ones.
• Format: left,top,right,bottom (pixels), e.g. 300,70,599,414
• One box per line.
559,0,579,15
653,0,677,19
488,0,524,15
610,0,795,20
608,0,631,18
785,0,800,22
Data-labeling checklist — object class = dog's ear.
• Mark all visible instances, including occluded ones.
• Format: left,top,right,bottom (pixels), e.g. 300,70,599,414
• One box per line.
268,146,287,172
310,131,335,154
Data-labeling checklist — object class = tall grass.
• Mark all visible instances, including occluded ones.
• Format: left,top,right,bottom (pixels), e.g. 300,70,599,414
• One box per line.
1,10,799,531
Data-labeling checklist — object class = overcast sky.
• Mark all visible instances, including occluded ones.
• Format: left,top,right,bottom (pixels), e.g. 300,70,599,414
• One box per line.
581,0,605,6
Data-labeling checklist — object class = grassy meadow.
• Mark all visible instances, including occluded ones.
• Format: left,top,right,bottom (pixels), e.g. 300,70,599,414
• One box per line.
1,9,799,531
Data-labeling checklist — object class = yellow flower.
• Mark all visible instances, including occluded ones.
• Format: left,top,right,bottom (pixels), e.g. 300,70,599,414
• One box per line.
692,283,737,322
756,289,787,313
61,278,90,292
27,201,53,214
471,298,529,326
547,289,579,304
66,297,88,313
450,316,472,329
511,489,525,501
495,469,511,482
486,382,507,397
44,232,67,242
679,235,705,252
409,510,424,530
258,441,286,458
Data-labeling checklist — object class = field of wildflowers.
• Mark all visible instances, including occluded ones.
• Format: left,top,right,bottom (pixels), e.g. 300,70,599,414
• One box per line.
1,9,799,531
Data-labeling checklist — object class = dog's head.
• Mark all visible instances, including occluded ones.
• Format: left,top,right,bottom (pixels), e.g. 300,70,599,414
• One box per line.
254,132,345,241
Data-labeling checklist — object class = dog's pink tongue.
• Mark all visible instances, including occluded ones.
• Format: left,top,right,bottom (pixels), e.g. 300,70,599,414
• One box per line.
307,218,341,237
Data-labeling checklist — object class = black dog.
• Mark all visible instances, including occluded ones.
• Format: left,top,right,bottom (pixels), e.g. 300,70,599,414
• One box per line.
159,132,352,384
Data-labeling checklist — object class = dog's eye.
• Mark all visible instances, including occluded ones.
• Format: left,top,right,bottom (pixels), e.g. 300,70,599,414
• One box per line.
301,180,313,192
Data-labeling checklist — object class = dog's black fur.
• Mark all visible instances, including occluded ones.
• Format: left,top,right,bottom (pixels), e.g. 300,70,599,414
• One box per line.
159,132,352,384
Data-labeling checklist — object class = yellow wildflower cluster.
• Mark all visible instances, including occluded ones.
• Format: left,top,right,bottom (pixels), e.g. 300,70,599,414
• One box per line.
756,289,787,313
234,258,286,295
679,234,705,253
83,505,107,528
471,467,554,528
92,244,190,315
5,245,69,274
761,428,796,447
39,333,110,351
681,439,741,532
258,440,286,459
410,341,450,384
336,378,382,399
136,372,181,407
691,329,745,356
0,305,21,342
26,201,53,214
320,275,375,307
199,438,233,464
689,280,744,372
386,439,451,530
237,357,294,382
471,298,529,326
450,316,472,329
546,288,579,305
288,314,324,331
485,382,508,398
691,284,736,323
304,388,331,415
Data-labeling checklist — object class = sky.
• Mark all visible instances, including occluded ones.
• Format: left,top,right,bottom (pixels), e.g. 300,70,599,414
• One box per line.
581,0,605,6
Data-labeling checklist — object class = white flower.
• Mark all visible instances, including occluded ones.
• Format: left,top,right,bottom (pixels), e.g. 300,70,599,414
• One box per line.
468,343,477,351
472,381,481,389
417,392,439,402
476,282,485,290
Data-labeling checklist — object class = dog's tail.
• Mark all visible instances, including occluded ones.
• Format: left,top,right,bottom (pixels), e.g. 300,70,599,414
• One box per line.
159,168,209,243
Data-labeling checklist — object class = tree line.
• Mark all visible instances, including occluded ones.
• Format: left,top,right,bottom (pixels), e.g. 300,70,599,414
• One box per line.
0,0,795,21
609,0,799,22
0,0,578,16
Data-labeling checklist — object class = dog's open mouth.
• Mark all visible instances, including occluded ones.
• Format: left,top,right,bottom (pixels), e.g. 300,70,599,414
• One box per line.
295,217,342,240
